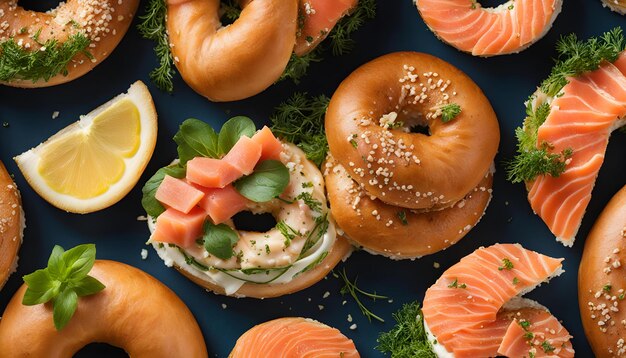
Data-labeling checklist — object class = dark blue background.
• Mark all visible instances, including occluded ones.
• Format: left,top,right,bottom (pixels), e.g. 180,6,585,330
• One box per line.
1,0,625,356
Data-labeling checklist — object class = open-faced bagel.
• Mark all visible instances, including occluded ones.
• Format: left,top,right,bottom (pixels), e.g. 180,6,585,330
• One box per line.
325,52,500,210
324,156,493,259
579,185,626,357
0,0,139,87
0,260,208,357
0,161,23,290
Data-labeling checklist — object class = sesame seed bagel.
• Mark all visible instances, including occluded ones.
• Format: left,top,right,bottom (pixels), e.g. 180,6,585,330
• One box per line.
166,0,297,102
0,0,139,87
0,161,23,290
324,156,493,259
0,260,208,357
602,0,626,14
325,52,500,210
579,185,626,357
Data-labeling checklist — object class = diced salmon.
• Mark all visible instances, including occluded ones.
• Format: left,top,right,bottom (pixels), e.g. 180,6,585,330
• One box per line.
151,207,206,248
222,136,262,176
197,185,249,224
252,126,283,161
498,313,574,357
294,0,358,56
155,175,205,214
186,157,242,188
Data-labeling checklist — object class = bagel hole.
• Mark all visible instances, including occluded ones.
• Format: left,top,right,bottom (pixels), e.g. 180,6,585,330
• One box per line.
75,343,127,357
17,0,63,12
409,124,431,136
232,211,277,232
219,0,242,26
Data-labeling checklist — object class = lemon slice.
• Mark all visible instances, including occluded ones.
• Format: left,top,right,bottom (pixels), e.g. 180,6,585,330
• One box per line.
15,81,158,214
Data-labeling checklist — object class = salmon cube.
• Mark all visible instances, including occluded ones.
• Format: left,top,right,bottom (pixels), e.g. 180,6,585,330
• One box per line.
151,207,206,248
252,126,283,161
186,157,242,188
198,185,249,224
222,136,262,175
155,175,205,214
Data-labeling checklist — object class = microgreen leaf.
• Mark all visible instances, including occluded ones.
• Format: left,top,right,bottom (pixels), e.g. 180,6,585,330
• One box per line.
141,164,186,218
174,118,220,164
202,222,239,260
234,160,290,202
218,116,256,154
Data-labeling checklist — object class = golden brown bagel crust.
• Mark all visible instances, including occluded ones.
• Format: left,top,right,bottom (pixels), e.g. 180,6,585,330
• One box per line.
602,0,626,14
0,0,139,88
176,235,352,299
0,260,208,357
325,157,492,259
0,161,22,290
325,52,500,210
579,185,626,357
167,0,297,102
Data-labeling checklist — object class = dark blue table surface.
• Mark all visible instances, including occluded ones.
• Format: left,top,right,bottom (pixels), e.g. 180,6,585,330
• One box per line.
2,0,625,356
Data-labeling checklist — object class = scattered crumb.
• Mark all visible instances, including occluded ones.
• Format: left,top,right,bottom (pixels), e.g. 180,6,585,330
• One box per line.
221,304,227,309
347,314,353,322
140,249,148,260
349,324,357,330
318,305,324,311
323,291,330,299
433,262,440,269
52,111,60,119
137,215,148,221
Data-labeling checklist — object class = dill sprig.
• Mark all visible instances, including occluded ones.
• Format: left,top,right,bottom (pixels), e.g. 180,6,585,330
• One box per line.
541,27,626,97
335,268,387,323
376,302,436,358
137,0,175,93
0,33,91,83
280,49,323,84
270,92,330,166
440,103,461,123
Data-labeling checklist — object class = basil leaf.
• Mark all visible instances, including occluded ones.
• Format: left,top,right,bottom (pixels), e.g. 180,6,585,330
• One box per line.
72,275,106,297
234,160,290,202
47,245,66,280
53,289,78,330
203,222,239,260
22,269,60,305
62,244,96,280
218,116,255,154
141,165,186,218
174,118,220,164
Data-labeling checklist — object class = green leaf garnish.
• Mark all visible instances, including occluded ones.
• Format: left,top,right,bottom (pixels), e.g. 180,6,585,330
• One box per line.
270,93,330,166
234,160,290,202
397,211,408,225
137,0,175,92
376,302,437,358
295,192,323,213
507,143,572,184
440,103,461,123
141,164,186,218
336,268,387,323
498,258,514,271
280,50,324,84
276,220,299,247
0,33,92,83
218,116,256,154
202,221,239,260
22,244,105,331
174,118,220,164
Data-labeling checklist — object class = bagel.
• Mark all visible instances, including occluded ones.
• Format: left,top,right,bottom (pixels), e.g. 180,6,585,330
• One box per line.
0,0,139,87
325,52,500,210
0,260,208,357
324,156,493,259
602,0,626,14
415,0,562,56
149,144,352,298
579,185,626,357
0,161,23,290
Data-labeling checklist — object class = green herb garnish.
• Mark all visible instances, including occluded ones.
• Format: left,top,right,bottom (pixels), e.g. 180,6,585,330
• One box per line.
440,103,461,123
513,277,520,285
498,258,514,271
603,284,612,292
202,221,239,260
519,320,531,329
541,341,556,353
397,211,408,225
22,244,105,331
234,160,290,202
296,192,322,213
137,0,174,92
173,118,220,164
336,268,387,323
217,116,256,154
0,33,92,83
447,278,467,289
276,220,299,247
270,92,330,166
524,331,534,340
376,302,437,358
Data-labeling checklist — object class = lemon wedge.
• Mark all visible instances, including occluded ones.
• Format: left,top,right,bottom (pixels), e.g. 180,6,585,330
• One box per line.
15,81,158,214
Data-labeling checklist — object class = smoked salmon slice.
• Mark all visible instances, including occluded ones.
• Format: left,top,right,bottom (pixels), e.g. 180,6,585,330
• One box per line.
151,206,206,248
155,175,205,214
222,136,262,176
415,0,563,56
422,244,571,357
229,317,360,358
252,126,283,161
186,157,242,188
527,52,626,246
294,0,358,56
197,184,249,225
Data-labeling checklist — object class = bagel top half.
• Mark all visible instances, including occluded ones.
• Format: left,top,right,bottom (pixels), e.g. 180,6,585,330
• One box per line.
0,161,23,290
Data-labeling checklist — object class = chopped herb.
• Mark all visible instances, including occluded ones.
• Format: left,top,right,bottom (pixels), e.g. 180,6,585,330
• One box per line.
265,244,271,254
376,302,437,357
508,4,514,10
397,211,408,225
498,258,514,271
336,268,387,323
541,341,556,353
603,284,612,292
220,0,240,22
350,138,359,148
447,278,467,289
619,293,625,300
512,277,520,285
296,192,322,213
524,331,534,340
519,320,531,330
529,351,536,358
470,0,477,9
276,220,299,247
440,103,461,123
302,182,314,188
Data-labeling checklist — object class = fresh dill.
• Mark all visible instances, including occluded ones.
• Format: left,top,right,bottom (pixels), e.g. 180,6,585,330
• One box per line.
0,33,91,83
376,302,437,358
280,49,323,84
603,283,612,292
447,278,467,289
296,192,323,213
541,341,556,353
498,258,514,271
276,220,299,247
270,92,330,166
335,268,387,323
137,0,175,93
440,103,461,123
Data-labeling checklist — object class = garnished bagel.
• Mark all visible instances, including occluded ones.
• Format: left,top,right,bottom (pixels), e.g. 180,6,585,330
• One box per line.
579,185,626,357
324,155,493,259
0,246,208,357
602,0,626,14
0,161,23,290
0,0,139,87
325,52,500,210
